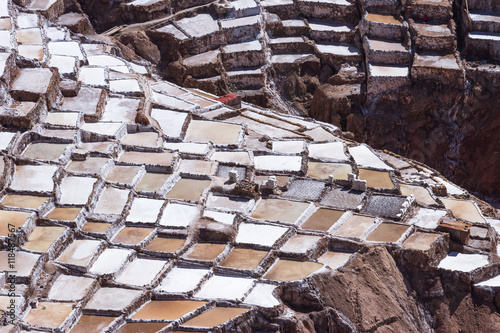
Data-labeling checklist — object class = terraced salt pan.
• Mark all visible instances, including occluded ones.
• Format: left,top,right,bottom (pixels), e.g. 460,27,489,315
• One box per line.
316,43,359,56
400,184,436,205
159,203,198,227
126,197,164,223
219,248,268,270
48,275,95,301
358,168,394,188
210,151,251,164
178,159,214,175
155,267,209,293
84,287,143,311
81,122,124,137
366,13,402,25
79,67,107,86
0,132,16,150
280,234,321,253
204,210,235,225
136,173,171,192
307,162,352,179
94,187,129,215
243,283,279,307
0,194,48,209
119,151,174,167
131,300,207,321
151,92,197,110
166,178,211,202
182,307,249,329
0,210,32,235
301,208,345,231
57,239,101,267
144,237,185,253
23,226,66,252
348,145,392,170
318,251,353,269
45,112,80,127
151,108,188,138
88,55,126,67
0,251,39,277
109,79,141,94
115,258,166,287
195,275,255,300
414,53,460,70
59,176,97,205
441,198,485,223
10,164,57,192
184,120,242,146
48,41,84,61
251,198,310,224
332,214,376,238
122,132,160,148
236,222,289,247
369,64,409,77
254,155,302,172
402,232,441,251
68,315,115,333
165,142,210,155
476,275,500,287
408,207,447,229
101,97,140,123
184,243,226,261
365,223,410,243
308,141,347,160
44,207,82,221
48,54,77,76
175,14,219,38
264,259,323,282
105,165,142,185
438,252,489,272
22,143,68,161
89,248,133,275
272,140,304,154
24,301,75,329
112,227,154,245
67,157,109,175
224,40,262,53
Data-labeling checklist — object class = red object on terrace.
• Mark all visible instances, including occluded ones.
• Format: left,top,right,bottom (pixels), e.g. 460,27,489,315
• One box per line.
216,94,241,108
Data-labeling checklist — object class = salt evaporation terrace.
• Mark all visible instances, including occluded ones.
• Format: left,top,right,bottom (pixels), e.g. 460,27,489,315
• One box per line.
0,0,498,332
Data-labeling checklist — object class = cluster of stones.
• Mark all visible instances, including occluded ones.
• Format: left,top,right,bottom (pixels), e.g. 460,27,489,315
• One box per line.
0,0,499,332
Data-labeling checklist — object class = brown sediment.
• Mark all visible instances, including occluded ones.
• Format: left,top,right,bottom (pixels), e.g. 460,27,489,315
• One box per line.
23,226,66,252
264,259,323,282
44,207,81,221
365,223,410,242
115,322,167,333
358,169,394,189
136,173,171,192
69,315,115,333
132,300,207,320
112,227,154,245
182,307,250,328
301,208,345,231
166,178,211,202
144,237,186,253
402,232,441,251
0,210,31,235
184,243,226,261
0,194,48,209
219,248,268,270
24,301,75,328
307,162,352,180
82,222,111,234
366,13,403,25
